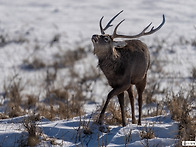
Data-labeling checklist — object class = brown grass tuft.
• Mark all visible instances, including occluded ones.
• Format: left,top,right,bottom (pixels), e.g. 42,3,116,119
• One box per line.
3,74,25,117
53,47,88,68
167,92,192,121
23,94,38,110
166,87,196,144
38,86,84,120
23,114,41,146
140,127,155,140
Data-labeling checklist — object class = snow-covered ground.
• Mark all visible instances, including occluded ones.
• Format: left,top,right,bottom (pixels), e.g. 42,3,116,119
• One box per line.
0,114,178,146
0,0,195,146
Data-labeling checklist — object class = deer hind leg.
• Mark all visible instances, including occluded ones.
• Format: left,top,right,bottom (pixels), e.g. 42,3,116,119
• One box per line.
127,85,136,124
136,75,147,125
98,84,130,125
117,92,126,127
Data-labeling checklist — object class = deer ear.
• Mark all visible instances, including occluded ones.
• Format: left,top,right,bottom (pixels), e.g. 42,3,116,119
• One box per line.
112,41,127,58
113,41,127,48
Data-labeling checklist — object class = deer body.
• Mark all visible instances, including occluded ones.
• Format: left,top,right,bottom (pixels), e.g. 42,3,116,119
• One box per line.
98,40,150,87
92,11,165,126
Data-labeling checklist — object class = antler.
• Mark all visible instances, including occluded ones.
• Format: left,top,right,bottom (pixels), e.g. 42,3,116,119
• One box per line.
112,15,165,39
100,10,123,34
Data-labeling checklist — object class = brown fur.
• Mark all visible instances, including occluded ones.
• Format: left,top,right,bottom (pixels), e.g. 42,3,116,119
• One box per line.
92,34,150,126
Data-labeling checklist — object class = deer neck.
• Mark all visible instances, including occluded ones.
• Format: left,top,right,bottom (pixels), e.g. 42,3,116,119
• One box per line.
97,47,121,61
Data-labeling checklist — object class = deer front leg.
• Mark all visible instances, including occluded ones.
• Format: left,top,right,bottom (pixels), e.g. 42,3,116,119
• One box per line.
98,85,130,125
98,93,112,125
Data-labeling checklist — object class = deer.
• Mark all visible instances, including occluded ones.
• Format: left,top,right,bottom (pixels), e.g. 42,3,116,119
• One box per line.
91,10,165,127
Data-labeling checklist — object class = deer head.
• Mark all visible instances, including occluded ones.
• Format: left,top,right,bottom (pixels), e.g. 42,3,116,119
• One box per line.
92,10,165,58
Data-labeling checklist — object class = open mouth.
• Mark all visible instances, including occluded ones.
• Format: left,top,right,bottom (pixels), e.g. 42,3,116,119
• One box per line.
91,35,98,43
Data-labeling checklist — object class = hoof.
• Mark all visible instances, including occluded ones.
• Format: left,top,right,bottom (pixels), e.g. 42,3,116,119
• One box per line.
122,122,127,127
132,119,137,124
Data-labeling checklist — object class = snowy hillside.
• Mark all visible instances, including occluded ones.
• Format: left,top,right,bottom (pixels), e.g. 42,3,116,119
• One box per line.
0,0,195,146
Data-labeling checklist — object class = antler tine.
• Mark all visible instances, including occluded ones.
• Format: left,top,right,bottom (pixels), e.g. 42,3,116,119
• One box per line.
113,20,152,38
99,10,124,35
112,19,125,38
104,10,124,31
143,14,165,35
112,14,165,39
100,16,105,34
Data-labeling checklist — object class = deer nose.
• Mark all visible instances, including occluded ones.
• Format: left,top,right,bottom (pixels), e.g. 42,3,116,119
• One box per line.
92,35,98,43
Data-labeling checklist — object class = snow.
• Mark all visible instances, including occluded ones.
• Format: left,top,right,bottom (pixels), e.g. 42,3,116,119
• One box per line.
0,0,195,146
0,115,178,146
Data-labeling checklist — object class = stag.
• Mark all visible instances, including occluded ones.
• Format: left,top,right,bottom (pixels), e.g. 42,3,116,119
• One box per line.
91,10,165,126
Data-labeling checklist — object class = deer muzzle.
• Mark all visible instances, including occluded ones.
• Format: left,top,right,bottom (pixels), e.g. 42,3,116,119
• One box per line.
91,35,99,43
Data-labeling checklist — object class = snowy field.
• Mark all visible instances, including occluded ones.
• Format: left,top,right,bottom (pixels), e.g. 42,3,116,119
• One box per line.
0,0,196,146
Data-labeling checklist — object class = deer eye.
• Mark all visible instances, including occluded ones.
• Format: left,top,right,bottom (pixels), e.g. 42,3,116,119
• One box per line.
104,36,110,42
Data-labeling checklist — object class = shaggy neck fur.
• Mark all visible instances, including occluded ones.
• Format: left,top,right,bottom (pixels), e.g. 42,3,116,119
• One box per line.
94,46,120,61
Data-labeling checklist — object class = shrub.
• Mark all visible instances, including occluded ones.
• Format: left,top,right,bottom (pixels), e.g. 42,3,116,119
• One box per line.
38,86,85,120
166,87,196,144
140,127,155,140
3,75,25,117
23,114,41,146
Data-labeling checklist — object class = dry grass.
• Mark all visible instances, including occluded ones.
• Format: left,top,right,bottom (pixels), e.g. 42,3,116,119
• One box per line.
37,84,85,120
23,114,41,146
144,81,160,105
2,41,91,119
2,68,86,121
4,75,24,104
3,74,25,117
167,94,190,121
23,94,38,110
145,37,196,146
3,75,37,117
53,46,88,68
140,127,155,140
143,102,165,118
73,115,94,146
166,86,196,144
22,40,89,70
140,125,155,147
1,33,92,121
